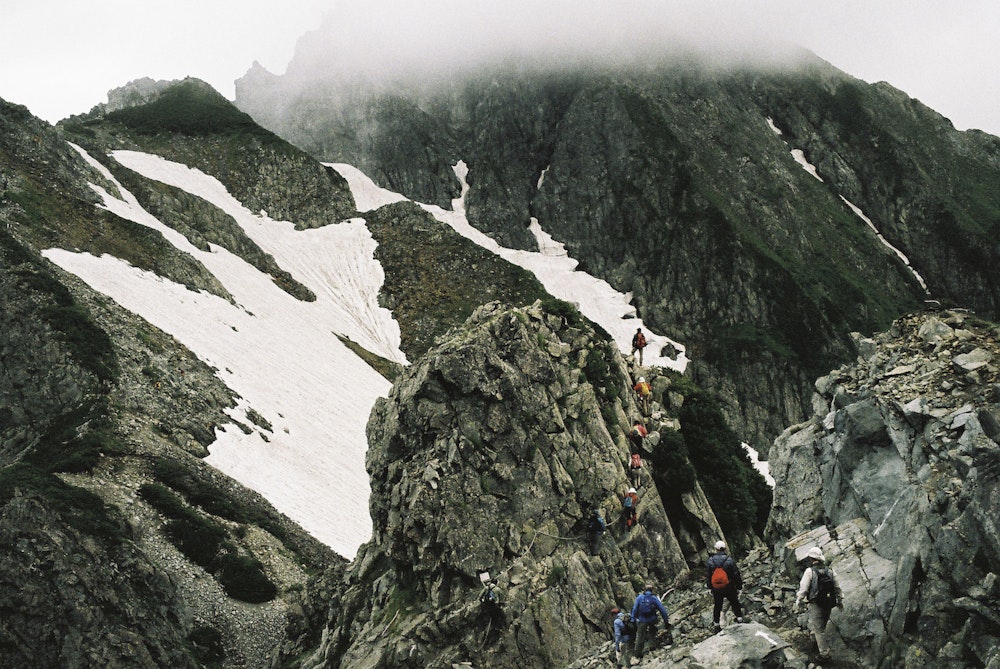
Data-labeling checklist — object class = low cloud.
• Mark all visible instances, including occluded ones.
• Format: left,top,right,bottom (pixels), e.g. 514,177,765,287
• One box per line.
282,0,808,84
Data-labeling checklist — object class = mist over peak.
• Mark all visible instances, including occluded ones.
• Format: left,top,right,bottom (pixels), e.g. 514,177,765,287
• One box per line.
275,0,815,88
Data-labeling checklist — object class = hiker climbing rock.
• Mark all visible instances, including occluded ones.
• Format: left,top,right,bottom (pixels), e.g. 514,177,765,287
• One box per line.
629,584,672,663
795,546,842,660
632,378,652,415
612,606,636,667
706,540,745,631
628,449,643,489
622,487,639,528
631,328,647,366
627,419,648,452
588,508,606,555
478,578,506,645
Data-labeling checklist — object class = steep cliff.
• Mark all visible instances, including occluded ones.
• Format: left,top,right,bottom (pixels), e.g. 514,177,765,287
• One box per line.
768,309,1000,667
297,300,734,669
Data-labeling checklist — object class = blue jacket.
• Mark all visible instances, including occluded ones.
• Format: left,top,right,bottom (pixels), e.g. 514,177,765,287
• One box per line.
630,590,669,624
613,612,632,648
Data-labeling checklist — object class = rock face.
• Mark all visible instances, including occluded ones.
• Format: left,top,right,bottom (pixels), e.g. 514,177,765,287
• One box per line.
767,310,1000,668
302,301,726,669
1,97,340,669
235,50,1000,454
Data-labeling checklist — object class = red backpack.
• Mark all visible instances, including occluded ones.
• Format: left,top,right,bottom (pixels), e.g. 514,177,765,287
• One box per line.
711,567,730,590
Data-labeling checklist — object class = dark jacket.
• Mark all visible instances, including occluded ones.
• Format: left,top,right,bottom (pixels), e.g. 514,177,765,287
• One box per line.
706,552,742,590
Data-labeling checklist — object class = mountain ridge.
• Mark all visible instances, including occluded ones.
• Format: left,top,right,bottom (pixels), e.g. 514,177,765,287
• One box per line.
2,55,1000,666
232,50,1000,454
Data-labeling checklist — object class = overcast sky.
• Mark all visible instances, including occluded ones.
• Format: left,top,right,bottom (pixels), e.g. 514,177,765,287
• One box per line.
1,0,998,136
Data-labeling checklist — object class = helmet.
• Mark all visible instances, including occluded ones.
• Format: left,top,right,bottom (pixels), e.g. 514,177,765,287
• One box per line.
807,547,825,562
639,377,646,382
628,487,637,494
714,540,726,551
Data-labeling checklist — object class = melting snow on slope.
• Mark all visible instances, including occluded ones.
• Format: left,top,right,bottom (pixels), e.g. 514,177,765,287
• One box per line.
743,443,775,488
331,161,688,372
766,118,930,295
44,145,403,558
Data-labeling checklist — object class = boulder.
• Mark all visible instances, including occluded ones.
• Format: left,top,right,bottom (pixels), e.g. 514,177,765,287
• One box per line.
687,622,792,669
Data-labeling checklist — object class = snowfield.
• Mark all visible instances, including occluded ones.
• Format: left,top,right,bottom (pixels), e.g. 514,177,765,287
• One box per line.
45,147,687,557
331,160,689,372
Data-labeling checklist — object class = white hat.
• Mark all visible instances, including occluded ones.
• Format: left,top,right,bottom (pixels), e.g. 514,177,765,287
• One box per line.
639,377,645,382
807,547,825,562
628,487,637,494
714,540,726,551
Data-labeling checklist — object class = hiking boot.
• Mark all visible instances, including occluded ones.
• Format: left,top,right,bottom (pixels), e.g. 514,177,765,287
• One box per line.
629,657,641,666
736,616,745,623
711,622,722,633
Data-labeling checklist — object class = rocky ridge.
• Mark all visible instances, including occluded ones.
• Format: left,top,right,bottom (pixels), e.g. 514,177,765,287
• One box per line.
295,306,1000,669
294,300,733,669
768,309,1000,668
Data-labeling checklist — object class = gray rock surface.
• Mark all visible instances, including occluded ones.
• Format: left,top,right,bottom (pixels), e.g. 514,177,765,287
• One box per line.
767,310,1000,668
302,301,728,669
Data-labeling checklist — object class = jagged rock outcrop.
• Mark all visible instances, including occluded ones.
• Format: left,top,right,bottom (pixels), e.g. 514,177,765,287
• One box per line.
300,300,728,669
767,309,1000,668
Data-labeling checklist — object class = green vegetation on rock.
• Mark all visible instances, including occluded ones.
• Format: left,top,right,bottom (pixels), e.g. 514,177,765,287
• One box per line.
365,201,551,358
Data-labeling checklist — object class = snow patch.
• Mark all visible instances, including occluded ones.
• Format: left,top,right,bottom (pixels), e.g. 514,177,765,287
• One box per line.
767,119,930,295
331,160,688,372
45,145,407,558
743,442,775,488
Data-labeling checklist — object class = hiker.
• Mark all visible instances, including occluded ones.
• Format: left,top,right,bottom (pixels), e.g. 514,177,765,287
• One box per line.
612,606,635,667
478,579,506,644
632,377,652,415
627,419,648,450
630,584,672,663
631,328,647,366
628,449,643,489
622,487,639,528
706,540,745,631
588,508,607,555
795,546,842,660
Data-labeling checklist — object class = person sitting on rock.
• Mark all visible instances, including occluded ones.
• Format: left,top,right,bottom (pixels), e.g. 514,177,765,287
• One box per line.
706,540,745,631
630,584,672,663
612,606,635,666
622,487,639,528
795,546,843,660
